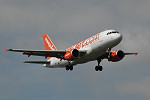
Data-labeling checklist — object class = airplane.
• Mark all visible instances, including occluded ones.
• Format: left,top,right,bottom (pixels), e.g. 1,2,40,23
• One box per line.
5,30,137,71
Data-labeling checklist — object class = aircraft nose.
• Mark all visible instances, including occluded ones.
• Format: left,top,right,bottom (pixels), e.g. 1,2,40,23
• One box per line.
117,33,122,42
113,33,122,43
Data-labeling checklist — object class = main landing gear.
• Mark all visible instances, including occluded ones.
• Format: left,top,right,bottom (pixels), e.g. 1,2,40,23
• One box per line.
66,61,73,71
66,65,73,71
95,58,103,71
95,65,103,71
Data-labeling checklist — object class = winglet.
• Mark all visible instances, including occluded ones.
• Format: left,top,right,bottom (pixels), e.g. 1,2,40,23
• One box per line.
4,49,7,53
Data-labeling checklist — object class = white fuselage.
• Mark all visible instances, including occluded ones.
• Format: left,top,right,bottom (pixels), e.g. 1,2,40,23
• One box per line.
43,30,122,68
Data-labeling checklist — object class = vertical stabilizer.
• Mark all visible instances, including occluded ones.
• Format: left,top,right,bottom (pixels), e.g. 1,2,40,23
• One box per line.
43,34,57,59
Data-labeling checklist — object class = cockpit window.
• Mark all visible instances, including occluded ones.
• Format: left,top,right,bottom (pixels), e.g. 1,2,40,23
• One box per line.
107,31,119,35
112,31,119,33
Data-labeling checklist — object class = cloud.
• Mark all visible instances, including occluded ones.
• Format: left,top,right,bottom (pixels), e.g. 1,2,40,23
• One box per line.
1,0,150,100
116,77,150,99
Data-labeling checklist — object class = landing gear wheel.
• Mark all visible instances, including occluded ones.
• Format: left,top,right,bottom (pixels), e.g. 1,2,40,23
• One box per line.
99,66,103,71
66,65,69,71
66,65,73,71
95,66,103,71
95,66,99,71
70,65,73,71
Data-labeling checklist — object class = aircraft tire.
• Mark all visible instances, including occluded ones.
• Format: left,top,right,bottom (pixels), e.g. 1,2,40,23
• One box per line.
66,65,69,70
95,66,103,71
70,65,73,71
95,66,99,71
99,66,103,71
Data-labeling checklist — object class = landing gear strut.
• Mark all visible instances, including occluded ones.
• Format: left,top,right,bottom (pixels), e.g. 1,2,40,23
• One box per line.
108,48,112,58
95,58,103,71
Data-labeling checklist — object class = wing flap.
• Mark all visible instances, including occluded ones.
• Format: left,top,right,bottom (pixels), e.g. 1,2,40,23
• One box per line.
23,51,65,58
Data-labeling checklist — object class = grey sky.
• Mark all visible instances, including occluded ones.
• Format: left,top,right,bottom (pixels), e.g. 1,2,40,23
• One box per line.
0,0,150,100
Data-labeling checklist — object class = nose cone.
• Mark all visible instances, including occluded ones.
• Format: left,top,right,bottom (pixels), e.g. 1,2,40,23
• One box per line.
113,33,122,44
117,33,122,42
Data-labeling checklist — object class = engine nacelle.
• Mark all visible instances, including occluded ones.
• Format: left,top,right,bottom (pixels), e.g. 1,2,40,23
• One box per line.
64,49,80,61
108,50,125,62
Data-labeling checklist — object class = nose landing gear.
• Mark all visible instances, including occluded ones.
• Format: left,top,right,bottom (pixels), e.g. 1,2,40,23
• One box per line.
95,57,103,71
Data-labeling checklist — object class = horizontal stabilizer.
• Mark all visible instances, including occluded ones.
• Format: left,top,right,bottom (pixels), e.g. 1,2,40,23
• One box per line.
24,61,50,64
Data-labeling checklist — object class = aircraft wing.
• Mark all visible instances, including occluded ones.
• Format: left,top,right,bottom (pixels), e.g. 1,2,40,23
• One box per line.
99,51,138,60
6,49,86,58
124,53,138,56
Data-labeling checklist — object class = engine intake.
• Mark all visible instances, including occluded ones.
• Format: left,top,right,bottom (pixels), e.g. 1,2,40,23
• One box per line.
64,49,80,61
72,49,79,57
117,50,124,59
108,50,125,62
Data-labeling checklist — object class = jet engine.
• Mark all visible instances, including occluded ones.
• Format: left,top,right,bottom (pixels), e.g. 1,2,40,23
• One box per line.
108,50,125,62
64,49,80,61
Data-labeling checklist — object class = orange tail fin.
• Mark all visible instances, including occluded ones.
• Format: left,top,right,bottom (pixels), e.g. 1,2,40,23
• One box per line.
43,34,57,59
